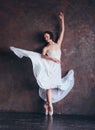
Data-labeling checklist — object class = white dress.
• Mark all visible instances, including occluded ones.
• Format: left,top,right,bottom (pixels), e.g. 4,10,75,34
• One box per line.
10,46,74,103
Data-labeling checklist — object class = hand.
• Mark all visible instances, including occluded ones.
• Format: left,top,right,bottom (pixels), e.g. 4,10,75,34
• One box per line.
53,58,61,63
59,12,64,21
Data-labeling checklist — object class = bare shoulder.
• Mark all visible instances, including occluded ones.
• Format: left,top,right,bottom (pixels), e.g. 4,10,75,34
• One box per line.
54,43,61,49
42,46,50,55
43,45,50,51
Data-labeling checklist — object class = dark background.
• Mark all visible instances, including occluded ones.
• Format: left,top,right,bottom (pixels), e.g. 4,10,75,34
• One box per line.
0,0,95,115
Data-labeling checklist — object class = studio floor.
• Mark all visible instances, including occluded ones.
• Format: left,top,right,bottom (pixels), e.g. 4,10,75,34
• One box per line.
0,112,95,130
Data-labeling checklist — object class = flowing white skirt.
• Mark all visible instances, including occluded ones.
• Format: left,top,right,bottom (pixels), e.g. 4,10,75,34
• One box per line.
10,46,74,103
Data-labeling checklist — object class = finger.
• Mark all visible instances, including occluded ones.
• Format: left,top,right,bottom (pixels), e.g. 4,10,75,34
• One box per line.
57,60,60,63
59,14,64,20
59,12,62,15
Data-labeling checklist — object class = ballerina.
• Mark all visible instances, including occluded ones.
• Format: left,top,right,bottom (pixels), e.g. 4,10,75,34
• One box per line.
10,12,74,116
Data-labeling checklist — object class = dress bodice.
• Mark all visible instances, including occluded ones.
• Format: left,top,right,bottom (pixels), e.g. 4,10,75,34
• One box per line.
47,49,61,60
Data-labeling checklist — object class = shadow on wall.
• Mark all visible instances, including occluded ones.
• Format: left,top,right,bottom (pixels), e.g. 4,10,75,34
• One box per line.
0,47,44,112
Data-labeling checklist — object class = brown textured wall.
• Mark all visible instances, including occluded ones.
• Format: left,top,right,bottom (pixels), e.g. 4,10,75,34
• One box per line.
0,0,95,115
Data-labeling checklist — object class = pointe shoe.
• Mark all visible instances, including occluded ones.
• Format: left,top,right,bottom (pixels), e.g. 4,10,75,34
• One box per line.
48,105,53,116
44,104,49,115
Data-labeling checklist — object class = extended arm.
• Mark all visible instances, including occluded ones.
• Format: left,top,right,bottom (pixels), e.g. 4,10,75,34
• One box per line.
57,12,65,47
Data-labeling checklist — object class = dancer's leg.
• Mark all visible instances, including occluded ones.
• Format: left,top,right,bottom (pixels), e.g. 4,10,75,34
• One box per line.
46,89,52,105
45,89,53,116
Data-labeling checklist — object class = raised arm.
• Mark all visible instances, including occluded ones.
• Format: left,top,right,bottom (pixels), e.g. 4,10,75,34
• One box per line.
57,12,65,47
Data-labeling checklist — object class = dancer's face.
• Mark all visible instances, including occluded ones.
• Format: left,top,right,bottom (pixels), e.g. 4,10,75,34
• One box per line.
44,33,51,43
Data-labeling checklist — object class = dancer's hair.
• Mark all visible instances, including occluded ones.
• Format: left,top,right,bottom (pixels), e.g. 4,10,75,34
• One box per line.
43,31,54,41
